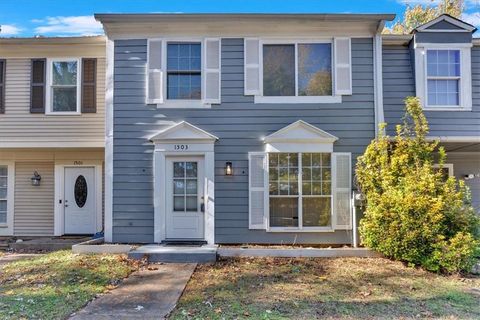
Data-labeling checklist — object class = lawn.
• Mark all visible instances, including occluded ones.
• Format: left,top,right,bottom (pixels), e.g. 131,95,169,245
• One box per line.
170,257,480,320
0,250,142,320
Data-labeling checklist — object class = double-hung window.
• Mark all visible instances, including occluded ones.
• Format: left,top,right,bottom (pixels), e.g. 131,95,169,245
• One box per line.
166,42,201,100
47,59,81,114
426,50,461,107
262,42,333,98
268,152,332,229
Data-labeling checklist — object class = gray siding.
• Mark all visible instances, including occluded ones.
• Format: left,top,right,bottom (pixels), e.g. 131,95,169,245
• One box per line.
112,38,375,244
383,44,480,137
446,153,480,210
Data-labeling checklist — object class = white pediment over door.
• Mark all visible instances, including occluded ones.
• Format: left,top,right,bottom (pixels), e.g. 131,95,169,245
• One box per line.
150,121,218,143
264,120,338,153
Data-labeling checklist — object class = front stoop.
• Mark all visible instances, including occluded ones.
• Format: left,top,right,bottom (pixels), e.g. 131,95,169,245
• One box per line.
128,244,218,263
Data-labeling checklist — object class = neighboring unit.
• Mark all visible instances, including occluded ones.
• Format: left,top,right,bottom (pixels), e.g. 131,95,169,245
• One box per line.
383,14,480,209
0,36,106,237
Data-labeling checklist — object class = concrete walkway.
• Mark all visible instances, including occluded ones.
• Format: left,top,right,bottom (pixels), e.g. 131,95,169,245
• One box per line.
70,263,196,320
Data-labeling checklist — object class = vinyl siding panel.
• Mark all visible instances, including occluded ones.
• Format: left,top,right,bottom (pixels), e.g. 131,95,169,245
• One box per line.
447,153,480,210
0,58,106,146
383,45,480,137
14,162,54,236
112,38,375,244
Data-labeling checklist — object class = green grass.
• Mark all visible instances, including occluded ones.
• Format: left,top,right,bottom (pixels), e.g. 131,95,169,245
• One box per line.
0,250,141,320
170,257,480,320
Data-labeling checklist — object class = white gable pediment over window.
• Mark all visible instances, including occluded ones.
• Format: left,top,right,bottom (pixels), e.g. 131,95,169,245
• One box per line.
415,14,476,33
150,121,218,143
264,120,338,153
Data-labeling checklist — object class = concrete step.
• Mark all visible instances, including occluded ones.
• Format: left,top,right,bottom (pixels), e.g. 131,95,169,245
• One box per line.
129,244,217,263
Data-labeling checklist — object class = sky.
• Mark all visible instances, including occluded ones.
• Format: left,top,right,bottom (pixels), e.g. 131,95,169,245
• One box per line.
1,0,480,37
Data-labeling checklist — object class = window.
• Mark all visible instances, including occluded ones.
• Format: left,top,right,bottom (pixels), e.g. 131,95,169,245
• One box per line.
427,50,460,107
48,59,80,113
263,42,332,97
268,153,332,229
433,163,454,182
173,161,198,212
167,42,201,100
0,166,8,224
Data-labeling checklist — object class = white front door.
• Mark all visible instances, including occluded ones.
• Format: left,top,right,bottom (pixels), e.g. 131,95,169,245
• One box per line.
166,157,205,240
64,167,96,234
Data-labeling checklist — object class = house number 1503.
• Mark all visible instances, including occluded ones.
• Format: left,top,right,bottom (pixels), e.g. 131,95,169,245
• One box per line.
174,144,189,150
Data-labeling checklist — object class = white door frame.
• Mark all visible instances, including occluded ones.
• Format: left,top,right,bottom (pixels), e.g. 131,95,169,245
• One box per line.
151,122,217,244
54,160,103,236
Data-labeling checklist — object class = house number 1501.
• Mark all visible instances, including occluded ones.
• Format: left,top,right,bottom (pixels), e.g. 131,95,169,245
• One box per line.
174,144,189,150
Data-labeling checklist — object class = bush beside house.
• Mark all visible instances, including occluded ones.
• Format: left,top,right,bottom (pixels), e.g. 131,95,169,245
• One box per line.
356,97,480,273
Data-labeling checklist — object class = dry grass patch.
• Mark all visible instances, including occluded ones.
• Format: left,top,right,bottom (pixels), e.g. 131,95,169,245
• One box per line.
170,257,480,320
0,250,142,320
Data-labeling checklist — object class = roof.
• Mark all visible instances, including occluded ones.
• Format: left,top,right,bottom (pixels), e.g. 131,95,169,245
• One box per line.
413,14,477,33
95,13,396,23
0,35,106,45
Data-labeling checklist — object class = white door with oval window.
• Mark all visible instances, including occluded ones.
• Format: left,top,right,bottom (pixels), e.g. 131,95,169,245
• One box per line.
64,167,96,234
166,157,205,240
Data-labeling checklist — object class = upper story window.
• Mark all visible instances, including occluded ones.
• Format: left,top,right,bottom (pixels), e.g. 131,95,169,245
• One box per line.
47,58,81,114
244,38,351,104
166,42,201,100
414,44,472,111
263,43,332,97
426,50,460,107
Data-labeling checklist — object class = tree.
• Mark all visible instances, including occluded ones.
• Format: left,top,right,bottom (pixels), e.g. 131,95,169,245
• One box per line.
356,97,479,273
385,0,464,34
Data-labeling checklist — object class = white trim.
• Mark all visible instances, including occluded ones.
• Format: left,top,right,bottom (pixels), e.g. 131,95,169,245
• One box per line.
264,120,338,144
416,15,476,32
0,141,105,148
54,160,103,236
255,38,341,104
433,163,454,177
415,45,472,111
45,57,82,115
254,95,342,104
373,34,385,137
152,121,217,244
0,161,14,236
427,136,480,143
104,39,114,242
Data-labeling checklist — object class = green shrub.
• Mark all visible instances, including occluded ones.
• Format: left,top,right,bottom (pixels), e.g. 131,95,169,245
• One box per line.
356,97,480,273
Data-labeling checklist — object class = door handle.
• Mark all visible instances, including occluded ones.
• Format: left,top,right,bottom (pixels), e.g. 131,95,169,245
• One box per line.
201,196,205,213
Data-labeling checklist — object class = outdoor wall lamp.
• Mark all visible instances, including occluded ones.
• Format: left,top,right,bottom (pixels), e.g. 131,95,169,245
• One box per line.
225,162,233,176
31,171,41,186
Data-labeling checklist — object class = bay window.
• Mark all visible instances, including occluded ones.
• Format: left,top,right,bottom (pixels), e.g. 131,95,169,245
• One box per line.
268,152,332,229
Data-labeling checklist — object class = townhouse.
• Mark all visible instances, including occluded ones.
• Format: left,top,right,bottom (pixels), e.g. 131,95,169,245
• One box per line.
0,36,106,237
1,13,478,246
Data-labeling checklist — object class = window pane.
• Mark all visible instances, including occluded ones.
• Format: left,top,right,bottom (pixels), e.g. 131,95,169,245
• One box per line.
0,176,6,188
52,61,77,85
173,180,185,195
186,196,197,211
427,49,460,77
263,45,295,96
0,166,7,176
186,179,197,194
52,87,77,112
167,43,201,71
270,197,298,227
174,162,185,177
167,74,201,100
0,212,5,224
427,79,459,106
298,43,332,96
185,162,197,177
174,196,184,211
303,197,331,227
0,188,6,199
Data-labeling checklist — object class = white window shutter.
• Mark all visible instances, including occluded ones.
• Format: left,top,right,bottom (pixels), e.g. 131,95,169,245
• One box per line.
248,152,268,229
244,38,261,96
333,153,352,230
334,38,352,96
203,38,221,104
146,39,164,104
